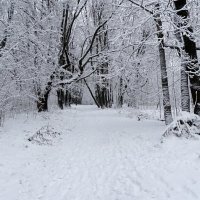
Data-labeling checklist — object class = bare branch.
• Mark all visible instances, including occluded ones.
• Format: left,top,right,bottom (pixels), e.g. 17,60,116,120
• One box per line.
79,17,111,70
126,0,153,14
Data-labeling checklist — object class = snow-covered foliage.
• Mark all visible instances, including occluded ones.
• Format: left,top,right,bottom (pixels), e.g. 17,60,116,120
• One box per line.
28,125,61,145
162,112,200,140
2,0,199,115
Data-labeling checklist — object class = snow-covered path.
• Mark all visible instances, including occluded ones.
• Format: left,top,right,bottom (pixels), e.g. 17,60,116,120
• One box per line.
0,106,200,200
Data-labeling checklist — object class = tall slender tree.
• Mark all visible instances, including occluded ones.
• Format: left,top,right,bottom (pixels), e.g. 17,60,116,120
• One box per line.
126,1,173,124
174,0,200,115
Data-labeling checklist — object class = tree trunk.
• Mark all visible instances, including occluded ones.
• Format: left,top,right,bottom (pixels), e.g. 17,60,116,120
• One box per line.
154,4,173,125
57,88,65,109
84,79,100,107
174,0,200,115
37,83,51,112
64,89,71,107
181,59,190,112
117,76,123,108
37,95,48,112
173,14,190,112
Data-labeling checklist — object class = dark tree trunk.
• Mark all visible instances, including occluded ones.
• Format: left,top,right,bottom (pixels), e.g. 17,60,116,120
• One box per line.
37,95,48,112
174,0,200,115
37,83,51,112
64,89,71,107
56,3,73,109
95,84,112,109
154,4,173,125
57,88,65,109
95,62,112,108
117,77,123,108
84,79,100,107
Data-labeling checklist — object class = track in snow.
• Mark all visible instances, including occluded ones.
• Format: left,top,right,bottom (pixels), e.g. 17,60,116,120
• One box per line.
0,105,200,200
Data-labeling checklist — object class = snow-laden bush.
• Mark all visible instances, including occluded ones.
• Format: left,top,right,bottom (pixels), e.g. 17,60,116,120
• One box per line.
162,112,200,141
28,125,61,145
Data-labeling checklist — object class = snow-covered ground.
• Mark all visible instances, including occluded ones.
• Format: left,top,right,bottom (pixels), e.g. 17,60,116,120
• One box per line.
0,105,200,200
